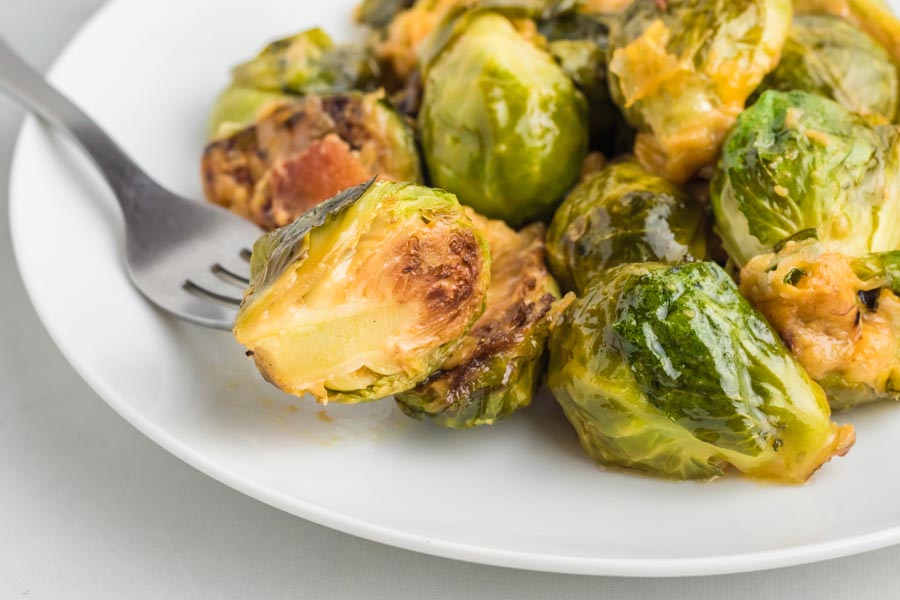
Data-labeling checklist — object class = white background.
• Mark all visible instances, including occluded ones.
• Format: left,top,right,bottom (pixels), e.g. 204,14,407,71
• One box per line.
2,1,900,597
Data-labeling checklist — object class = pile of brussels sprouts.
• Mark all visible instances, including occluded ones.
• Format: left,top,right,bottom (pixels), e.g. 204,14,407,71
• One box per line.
200,0,900,482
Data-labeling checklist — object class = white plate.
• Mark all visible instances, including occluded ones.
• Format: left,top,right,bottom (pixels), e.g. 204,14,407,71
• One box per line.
9,0,900,577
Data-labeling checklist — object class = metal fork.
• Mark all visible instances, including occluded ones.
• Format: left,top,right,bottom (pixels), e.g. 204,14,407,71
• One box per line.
0,37,263,330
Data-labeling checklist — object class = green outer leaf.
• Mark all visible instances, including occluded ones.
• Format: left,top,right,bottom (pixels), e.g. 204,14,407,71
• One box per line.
546,161,708,294
420,12,588,226
851,251,900,293
712,90,900,266
753,14,898,118
356,0,416,28
231,28,380,95
548,262,847,481
207,85,297,139
246,179,375,297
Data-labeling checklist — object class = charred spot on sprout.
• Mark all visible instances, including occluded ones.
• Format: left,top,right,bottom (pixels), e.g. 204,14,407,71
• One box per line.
784,268,806,286
858,288,882,311
396,213,564,428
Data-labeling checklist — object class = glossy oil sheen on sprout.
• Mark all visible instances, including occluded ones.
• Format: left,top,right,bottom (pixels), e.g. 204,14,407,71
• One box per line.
420,12,588,226
548,262,854,481
546,161,708,294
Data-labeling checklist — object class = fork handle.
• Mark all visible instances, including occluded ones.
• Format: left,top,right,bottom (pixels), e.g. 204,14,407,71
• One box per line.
0,36,156,207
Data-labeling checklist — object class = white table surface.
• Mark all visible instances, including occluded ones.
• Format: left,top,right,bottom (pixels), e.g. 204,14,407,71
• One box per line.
2,1,900,598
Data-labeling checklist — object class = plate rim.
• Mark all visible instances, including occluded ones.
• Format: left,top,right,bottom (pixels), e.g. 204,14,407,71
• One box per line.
8,0,900,577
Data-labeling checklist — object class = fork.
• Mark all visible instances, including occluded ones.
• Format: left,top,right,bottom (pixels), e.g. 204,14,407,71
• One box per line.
0,37,263,330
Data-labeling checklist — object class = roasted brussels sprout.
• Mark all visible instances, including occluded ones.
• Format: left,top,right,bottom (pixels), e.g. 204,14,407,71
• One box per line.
396,210,563,428
378,0,463,81
539,11,634,154
712,90,900,267
207,85,297,139
234,180,492,403
420,12,588,226
795,0,900,67
754,15,898,118
608,0,792,183
202,92,423,230
548,261,855,482
741,237,900,409
231,28,380,95
547,161,708,294
357,0,417,28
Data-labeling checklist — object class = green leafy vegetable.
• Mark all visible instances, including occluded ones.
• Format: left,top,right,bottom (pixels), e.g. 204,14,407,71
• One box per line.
712,90,900,267
546,161,708,294
548,261,854,481
608,0,792,183
234,180,491,403
419,11,588,226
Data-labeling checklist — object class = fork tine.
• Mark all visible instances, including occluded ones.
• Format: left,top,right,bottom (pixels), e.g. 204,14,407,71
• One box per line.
214,258,251,284
183,273,245,307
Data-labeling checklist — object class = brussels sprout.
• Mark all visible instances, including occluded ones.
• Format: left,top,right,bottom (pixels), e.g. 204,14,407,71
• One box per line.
548,261,855,482
378,0,463,81
608,0,792,183
539,12,635,154
396,210,563,428
202,92,423,230
234,180,492,403
420,12,589,226
357,0,417,28
232,28,380,95
547,161,708,293
207,85,296,139
741,238,900,409
712,90,900,267
795,0,900,67
754,15,898,118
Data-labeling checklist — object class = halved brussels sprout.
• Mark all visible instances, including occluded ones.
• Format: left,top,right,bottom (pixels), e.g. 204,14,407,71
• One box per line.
232,28,380,95
795,0,900,67
234,180,492,403
548,261,855,482
396,210,563,428
741,237,900,409
546,161,708,294
357,0,417,28
608,0,792,183
754,14,898,119
207,85,297,139
420,12,588,226
712,90,900,267
202,92,423,230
